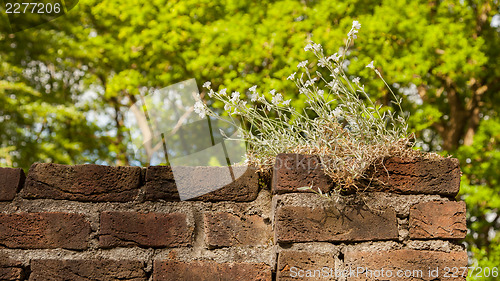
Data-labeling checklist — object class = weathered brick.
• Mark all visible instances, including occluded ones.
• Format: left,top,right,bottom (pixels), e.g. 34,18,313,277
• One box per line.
21,163,141,202
0,167,25,201
273,154,461,196
204,212,272,248
99,212,193,248
409,201,467,239
29,259,146,281
363,157,461,196
0,212,90,249
0,254,24,280
153,260,272,281
273,153,332,194
275,205,397,243
277,251,336,280
345,249,467,280
144,166,260,201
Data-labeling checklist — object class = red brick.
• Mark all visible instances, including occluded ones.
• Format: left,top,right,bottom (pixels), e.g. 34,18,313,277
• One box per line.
273,154,332,194
153,260,272,281
144,166,260,201
0,212,90,249
0,167,25,201
363,157,461,196
204,212,272,248
273,154,461,196
277,251,336,280
409,201,467,239
345,249,467,280
99,212,193,248
29,259,146,280
21,163,141,202
0,254,24,280
275,206,398,243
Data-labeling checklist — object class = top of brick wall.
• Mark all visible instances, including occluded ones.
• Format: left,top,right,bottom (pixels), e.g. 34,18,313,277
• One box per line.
0,154,461,202
273,154,461,197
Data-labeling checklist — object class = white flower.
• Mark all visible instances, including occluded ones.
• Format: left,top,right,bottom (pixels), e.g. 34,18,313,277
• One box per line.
194,101,206,118
231,91,240,101
328,53,340,62
352,77,361,84
249,85,257,92
317,57,328,67
317,89,324,95
271,93,283,105
224,103,231,111
270,89,276,95
327,81,338,90
287,72,296,80
208,89,214,98
220,88,227,96
297,60,308,68
312,43,322,51
304,44,313,52
352,20,361,30
332,107,342,117
283,99,291,106
203,81,211,89
348,29,359,39
366,60,375,69
250,92,259,102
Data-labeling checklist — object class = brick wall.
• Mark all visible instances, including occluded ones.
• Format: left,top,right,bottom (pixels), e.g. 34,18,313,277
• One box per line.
0,153,467,280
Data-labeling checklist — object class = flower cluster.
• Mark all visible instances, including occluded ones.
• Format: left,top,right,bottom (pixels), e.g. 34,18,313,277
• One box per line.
196,21,412,190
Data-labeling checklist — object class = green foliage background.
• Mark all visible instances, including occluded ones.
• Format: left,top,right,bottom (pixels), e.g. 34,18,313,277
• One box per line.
1,0,499,278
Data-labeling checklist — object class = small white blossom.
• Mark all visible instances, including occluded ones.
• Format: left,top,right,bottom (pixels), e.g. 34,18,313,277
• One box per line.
327,81,337,90
352,77,361,84
287,72,296,80
220,88,227,96
224,103,231,111
332,107,342,117
328,53,341,62
202,81,211,89
194,101,206,118
352,20,361,30
304,44,313,52
317,89,324,95
249,85,257,92
250,92,259,102
297,60,308,68
208,89,214,98
317,57,328,67
283,99,291,106
270,89,276,95
348,29,359,39
312,43,322,52
231,91,240,101
271,93,283,105
366,61,375,69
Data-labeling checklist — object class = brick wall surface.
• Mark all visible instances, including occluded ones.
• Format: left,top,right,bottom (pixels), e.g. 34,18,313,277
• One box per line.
0,154,467,280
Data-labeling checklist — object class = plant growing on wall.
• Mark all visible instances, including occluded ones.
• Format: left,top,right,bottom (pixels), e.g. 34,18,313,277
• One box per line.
195,21,416,191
